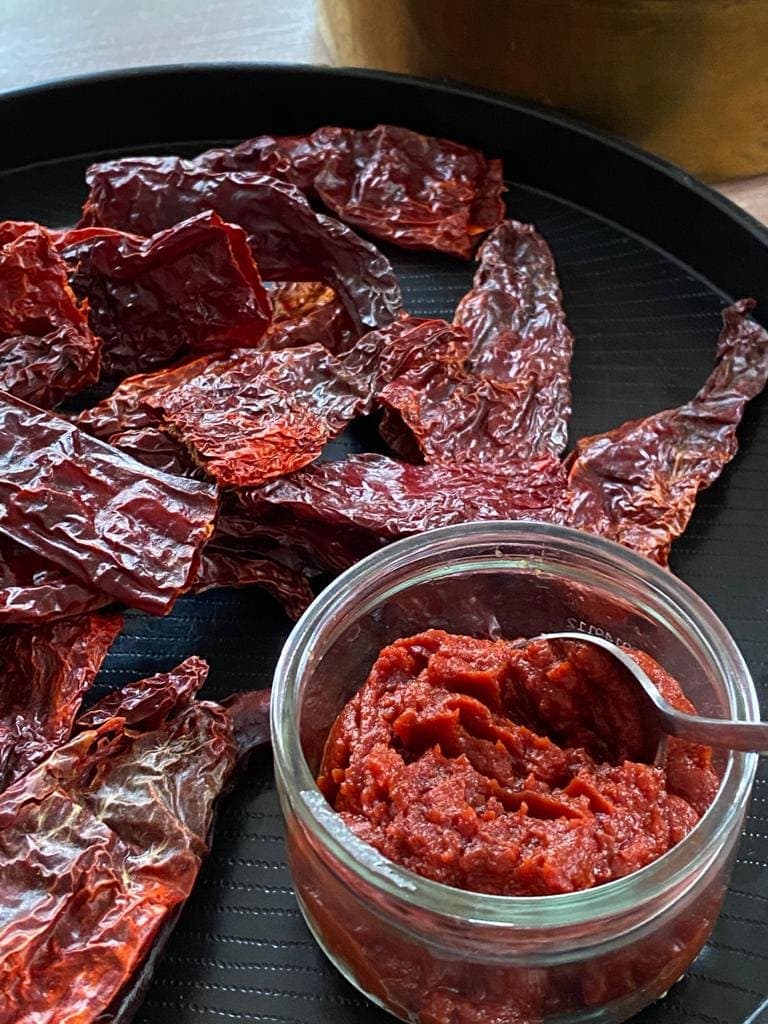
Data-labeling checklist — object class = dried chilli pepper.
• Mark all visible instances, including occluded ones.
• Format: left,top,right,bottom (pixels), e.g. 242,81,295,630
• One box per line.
0,394,218,614
455,221,573,397
221,687,272,753
141,344,375,488
107,426,207,479
137,316,466,489
228,452,570,572
456,220,574,457
375,317,476,460
0,657,271,1024
380,343,549,465
215,500,372,577
79,161,403,334
59,211,272,377
269,280,338,321
76,354,215,440
190,542,313,620
263,280,354,354
0,221,101,407
195,124,506,258
0,611,123,790
380,222,574,464
75,356,214,479
0,537,109,624
0,330,98,410
75,358,215,478
567,300,768,565
74,655,209,732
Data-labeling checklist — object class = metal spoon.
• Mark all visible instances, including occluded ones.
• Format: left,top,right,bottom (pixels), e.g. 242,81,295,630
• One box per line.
537,632,768,755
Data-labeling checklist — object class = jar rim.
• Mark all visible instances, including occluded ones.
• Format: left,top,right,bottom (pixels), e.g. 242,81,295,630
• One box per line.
272,521,758,928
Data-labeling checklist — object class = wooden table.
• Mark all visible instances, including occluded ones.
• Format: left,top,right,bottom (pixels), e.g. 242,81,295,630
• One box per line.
2,0,767,225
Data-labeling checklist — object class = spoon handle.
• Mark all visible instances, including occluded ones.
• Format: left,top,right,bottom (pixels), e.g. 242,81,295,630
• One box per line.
660,707,768,754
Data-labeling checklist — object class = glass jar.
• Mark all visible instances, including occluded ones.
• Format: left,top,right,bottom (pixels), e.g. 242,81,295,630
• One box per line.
271,522,758,1024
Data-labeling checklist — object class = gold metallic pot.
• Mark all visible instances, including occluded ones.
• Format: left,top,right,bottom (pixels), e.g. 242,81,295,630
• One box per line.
318,0,768,182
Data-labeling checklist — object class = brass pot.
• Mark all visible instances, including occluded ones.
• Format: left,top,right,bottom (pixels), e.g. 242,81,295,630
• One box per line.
318,0,768,182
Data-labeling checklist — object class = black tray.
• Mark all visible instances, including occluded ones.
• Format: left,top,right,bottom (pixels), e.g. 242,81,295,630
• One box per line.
1,65,766,1024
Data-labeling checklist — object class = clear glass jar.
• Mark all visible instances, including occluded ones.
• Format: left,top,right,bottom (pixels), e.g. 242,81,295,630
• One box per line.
271,522,759,1024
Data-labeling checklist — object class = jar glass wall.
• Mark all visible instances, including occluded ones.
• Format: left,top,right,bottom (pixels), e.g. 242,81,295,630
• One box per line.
272,522,758,1024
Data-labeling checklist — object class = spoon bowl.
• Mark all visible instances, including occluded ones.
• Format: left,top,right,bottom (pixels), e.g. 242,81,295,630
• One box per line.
538,631,768,756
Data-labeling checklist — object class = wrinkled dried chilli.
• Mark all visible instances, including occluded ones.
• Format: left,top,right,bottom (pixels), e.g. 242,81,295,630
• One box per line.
0,659,271,1022
0,221,101,406
380,221,574,463
0,395,218,614
194,123,505,258
59,211,272,377
79,160,403,333
567,300,768,565
0,612,123,790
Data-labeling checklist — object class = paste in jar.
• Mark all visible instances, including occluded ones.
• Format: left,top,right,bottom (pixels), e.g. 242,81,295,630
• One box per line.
318,631,719,895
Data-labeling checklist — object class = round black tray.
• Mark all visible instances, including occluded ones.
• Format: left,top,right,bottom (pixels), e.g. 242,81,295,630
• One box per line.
1,65,766,1024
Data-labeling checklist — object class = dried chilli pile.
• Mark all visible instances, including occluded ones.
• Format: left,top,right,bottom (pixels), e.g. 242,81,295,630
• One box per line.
0,122,767,1024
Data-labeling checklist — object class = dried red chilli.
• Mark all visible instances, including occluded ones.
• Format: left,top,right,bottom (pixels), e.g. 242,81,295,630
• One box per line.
0,394,218,614
75,328,400,487
79,161,403,334
0,329,99,409
264,280,354,353
59,211,272,377
211,505,323,577
269,280,337,321
456,221,574,456
0,221,101,407
357,314,474,389
189,543,313,620
375,317,475,460
221,687,272,753
76,359,213,479
456,221,573,389
195,124,506,258
216,500,382,577
141,344,376,488
567,300,768,565
379,342,543,465
0,611,123,790
136,315,480,488
78,315,440,478
0,537,109,624
380,221,574,464
74,655,209,732
76,354,215,440
0,657,272,1024
226,452,570,573
107,426,206,479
